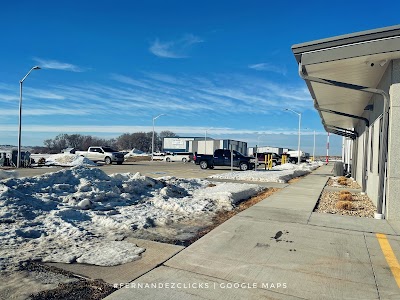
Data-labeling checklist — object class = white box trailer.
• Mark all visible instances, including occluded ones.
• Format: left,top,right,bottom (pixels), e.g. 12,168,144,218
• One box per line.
248,146,283,155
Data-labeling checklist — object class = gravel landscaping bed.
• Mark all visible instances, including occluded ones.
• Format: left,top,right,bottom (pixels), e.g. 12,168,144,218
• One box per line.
314,190,376,218
327,176,361,189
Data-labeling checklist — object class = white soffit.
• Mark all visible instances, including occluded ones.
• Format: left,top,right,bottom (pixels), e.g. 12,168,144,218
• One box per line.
303,50,400,128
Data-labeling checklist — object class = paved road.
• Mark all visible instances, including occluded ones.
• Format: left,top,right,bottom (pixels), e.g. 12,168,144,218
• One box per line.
11,162,289,189
11,161,233,179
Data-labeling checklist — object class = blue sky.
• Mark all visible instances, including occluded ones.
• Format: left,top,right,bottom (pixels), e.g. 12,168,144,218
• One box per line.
1,1,399,155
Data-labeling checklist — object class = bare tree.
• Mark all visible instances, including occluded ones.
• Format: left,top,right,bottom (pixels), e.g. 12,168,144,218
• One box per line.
42,131,177,153
160,130,177,138
66,134,84,149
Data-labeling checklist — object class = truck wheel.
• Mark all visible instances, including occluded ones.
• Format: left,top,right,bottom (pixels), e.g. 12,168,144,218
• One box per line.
200,161,208,169
104,157,112,165
240,163,249,171
182,158,187,163
272,161,277,167
166,157,171,162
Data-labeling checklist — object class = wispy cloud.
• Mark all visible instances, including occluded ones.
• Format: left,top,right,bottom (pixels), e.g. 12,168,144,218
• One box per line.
149,34,203,58
0,124,309,136
33,57,86,72
249,63,287,75
0,72,311,122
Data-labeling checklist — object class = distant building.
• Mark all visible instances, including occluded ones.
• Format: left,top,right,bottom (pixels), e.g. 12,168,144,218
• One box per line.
163,137,248,155
162,137,205,153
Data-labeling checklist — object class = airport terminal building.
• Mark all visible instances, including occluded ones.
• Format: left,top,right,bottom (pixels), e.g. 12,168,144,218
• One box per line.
292,25,400,220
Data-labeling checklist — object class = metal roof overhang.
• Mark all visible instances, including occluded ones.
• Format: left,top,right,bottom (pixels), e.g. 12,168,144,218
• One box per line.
292,25,400,131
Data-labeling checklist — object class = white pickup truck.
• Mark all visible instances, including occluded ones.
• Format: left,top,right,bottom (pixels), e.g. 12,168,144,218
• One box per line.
76,146,125,165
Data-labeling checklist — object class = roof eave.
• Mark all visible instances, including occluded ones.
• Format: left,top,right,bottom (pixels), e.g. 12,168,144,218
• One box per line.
292,24,400,63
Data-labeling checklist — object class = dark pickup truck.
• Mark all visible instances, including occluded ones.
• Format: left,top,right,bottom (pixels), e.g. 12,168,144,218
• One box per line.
194,149,256,171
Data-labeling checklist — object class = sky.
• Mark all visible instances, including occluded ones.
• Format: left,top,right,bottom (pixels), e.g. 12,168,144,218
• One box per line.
1,0,399,155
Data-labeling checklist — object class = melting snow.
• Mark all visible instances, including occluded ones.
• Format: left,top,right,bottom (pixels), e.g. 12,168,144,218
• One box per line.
45,153,97,167
0,170,18,180
210,161,324,183
0,166,262,270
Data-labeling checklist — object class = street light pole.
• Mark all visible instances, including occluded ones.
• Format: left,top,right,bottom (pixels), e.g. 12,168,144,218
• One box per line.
285,108,301,165
313,130,316,161
151,114,165,161
17,66,41,168
204,128,212,154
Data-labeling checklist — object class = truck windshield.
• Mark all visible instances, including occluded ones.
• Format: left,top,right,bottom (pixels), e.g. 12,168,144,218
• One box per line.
102,147,117,152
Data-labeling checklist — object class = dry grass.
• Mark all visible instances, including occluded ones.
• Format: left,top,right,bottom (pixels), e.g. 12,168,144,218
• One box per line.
338,177,348,186
124,156,151,163
340,190,351,196
339,193,353,201
185,188,280,245
327,177,361,189
336,201,353,210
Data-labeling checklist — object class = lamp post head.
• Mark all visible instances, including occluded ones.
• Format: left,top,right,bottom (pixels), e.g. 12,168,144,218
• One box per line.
33,66,41,70
153,113,165,121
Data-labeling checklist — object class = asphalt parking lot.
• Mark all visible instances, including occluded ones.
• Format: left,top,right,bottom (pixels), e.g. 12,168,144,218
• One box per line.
11,161,237,179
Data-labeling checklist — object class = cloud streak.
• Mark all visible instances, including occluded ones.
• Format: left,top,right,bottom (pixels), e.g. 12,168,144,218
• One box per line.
1,124,317,136
249,63,287,75
149,34,203,58
0,72,312,122
33,57,86,72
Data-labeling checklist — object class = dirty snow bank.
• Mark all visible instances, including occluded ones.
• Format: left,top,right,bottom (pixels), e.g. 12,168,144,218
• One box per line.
0,167,262,270
45,153,96,167
210,161,324,183
0,170,18,180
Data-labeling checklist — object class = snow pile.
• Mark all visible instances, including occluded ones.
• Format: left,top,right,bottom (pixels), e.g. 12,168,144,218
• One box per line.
0,167,262,270
0,170,17,180
45,153,97,167
210,161,324,183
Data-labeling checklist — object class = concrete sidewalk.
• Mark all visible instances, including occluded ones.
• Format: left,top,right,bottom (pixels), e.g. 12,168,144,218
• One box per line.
105,164,400,300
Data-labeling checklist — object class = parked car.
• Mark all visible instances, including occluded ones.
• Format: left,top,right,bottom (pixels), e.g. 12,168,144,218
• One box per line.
194,149,255,171
164,152,193,163
256,152,282,167
152,152,166,161
76,146,125,165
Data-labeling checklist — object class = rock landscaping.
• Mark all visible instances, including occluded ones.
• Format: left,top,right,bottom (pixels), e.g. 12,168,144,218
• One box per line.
327,176,361,189
315,178,376,218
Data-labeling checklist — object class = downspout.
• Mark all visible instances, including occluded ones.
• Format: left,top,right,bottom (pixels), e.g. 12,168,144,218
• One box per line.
352,133,358,179
299,62,389,216
315,103,368,191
